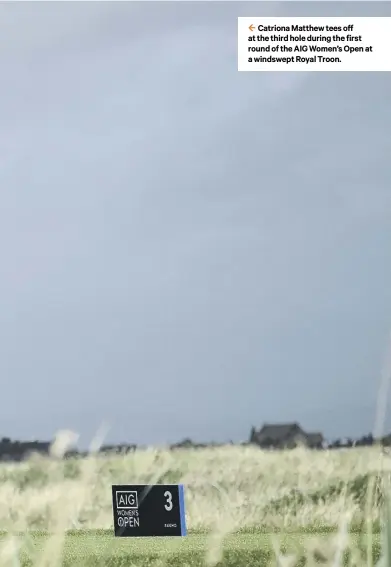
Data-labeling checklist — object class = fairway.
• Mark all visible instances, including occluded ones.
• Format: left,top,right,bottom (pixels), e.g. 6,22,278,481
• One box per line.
0,531,382,566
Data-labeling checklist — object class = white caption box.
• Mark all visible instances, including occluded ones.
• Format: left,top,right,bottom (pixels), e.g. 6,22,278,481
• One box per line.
238,17,391,72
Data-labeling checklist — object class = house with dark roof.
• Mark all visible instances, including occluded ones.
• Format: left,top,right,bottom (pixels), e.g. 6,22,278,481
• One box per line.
249,422,324,449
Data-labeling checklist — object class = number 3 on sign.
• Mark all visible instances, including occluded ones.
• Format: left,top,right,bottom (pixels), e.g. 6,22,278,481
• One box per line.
164,490,173,511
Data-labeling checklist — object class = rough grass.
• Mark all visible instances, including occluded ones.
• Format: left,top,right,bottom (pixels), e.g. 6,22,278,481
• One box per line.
0,444,387,531
0,441,389,565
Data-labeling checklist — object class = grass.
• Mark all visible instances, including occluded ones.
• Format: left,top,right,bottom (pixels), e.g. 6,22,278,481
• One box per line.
0,531,384,566
0,440,390,565
0,445,387,531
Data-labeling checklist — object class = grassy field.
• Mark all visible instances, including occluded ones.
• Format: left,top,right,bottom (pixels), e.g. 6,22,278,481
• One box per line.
0,531,383,566
0,442,389,565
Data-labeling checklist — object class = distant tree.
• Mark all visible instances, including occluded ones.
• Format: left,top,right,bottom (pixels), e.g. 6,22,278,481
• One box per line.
356,433,374,447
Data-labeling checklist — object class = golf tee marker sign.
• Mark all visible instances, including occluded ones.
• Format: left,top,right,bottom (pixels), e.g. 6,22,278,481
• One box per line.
112,484,187,537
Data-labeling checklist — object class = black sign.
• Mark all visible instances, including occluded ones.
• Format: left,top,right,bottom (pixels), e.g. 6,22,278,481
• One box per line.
112,484,187,537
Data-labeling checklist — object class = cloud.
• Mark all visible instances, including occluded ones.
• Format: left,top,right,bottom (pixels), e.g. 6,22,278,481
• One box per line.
0,1,390,444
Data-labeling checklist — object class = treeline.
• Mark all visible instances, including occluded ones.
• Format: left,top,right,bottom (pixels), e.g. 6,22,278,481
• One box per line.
169,434,379,450
0,437,139,461
326,433,375,449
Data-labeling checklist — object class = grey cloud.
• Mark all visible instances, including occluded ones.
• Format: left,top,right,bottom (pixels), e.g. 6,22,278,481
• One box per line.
0,2,390,446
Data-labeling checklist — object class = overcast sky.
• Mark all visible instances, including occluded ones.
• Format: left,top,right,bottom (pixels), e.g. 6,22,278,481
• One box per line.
0,1,390,447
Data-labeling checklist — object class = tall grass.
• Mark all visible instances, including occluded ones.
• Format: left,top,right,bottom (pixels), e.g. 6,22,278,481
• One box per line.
0,446,391,530
0,439,390,565
0,443,387,532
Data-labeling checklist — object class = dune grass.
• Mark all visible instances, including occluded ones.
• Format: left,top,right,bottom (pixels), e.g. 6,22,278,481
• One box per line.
0,444,387,531
0,439,390,565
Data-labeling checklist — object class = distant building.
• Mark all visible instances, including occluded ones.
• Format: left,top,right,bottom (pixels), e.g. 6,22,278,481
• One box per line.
249,422,324,449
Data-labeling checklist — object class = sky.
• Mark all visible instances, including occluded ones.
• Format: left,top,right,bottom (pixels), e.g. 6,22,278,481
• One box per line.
0,1,390,448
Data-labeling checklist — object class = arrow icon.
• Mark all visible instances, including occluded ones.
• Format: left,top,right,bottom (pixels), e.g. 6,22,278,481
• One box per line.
249,24,255,31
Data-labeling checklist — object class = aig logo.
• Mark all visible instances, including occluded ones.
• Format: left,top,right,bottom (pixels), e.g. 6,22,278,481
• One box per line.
116,490,138,509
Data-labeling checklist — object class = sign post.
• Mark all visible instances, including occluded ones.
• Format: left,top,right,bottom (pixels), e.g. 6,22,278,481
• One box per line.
112,484,187,537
